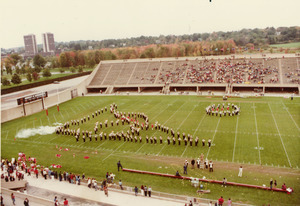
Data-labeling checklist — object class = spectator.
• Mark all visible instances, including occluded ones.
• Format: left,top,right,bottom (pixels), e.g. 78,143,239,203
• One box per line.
141,185,144,196
24,198,29,206
282,183,287,190
191,159,195,169
144,185,148,196
222,178,227,187
117,161,123,171
227,198,232,206
63,198,69,206
11,193,15,205
148,186,152,197
218,196,224,206
175,171,180,176
134,186,138,196
270,178,273,190
119,180,123,190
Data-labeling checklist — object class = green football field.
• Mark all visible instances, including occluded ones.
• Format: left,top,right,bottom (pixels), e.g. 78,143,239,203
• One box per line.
1,95,300,205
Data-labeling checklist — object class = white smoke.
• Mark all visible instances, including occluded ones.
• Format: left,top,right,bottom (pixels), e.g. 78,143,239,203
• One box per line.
16,126,57,138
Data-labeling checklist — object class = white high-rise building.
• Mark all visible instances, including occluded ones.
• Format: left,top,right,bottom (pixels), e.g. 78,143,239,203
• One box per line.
42,33,55,53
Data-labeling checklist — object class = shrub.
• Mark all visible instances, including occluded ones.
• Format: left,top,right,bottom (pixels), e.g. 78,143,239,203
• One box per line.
11,73,22,85
42,69,52,77
1,77,10,86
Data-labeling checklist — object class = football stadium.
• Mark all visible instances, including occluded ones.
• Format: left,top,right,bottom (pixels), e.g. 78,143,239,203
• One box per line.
1,54,300,205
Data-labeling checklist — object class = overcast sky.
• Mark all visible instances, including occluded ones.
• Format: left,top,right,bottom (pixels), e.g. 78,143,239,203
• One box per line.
0,0,299,49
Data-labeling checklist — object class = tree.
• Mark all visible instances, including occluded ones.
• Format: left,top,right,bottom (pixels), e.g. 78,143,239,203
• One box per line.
5,63,12,75
59,68,65,73
42,69,52,77
70,67,76,73
1,77,10,86
7,53,22,66
33,54,46,68
34,66,42,73
77,65,83,73
32,72,39,81
15,66,21,74
26,73,32,82
11,73,22,85
59,53,69,67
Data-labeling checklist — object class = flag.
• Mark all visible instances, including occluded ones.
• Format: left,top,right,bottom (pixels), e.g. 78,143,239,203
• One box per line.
84,156,90,159
56,154,62,158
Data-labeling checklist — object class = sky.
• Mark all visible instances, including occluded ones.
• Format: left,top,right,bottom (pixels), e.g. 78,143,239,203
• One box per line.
0,0,299,49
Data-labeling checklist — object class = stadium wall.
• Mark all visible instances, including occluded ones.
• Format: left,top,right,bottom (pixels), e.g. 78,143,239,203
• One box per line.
1,63,101,123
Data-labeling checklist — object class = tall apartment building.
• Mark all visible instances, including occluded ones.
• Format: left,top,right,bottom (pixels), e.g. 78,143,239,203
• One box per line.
23,34,38,56
42,32,55,53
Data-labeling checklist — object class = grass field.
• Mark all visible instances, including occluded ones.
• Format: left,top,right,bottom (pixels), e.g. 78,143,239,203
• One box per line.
1,95,300,205
270,42,300,48
1,67,93,89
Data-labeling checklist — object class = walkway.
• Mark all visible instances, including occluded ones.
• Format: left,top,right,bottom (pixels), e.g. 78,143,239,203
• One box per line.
3,175,188,206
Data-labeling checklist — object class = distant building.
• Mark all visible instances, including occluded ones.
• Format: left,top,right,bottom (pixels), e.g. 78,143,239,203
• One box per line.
24,34,38,58
42,32,55,54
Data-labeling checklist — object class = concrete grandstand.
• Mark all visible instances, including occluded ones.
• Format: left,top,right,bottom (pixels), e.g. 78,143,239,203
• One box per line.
86,54,300,96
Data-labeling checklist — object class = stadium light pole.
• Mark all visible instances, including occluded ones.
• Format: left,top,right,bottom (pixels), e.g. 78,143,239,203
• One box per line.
54,81,60,112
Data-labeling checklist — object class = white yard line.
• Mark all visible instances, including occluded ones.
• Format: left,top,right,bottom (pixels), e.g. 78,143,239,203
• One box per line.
268,103,292,168
70,108,76,114
150,102,186,156
232,117,239,162
47,116,51,125
180,105,204,158
59,111,64,119
135,143,147,153
47,135,60,143
151,100,178,120
96,140,108,149
102,142,126,161
156,144,167,156
253,103,262,165
53,113,58,123
79,104,85,110
34,135,44,142
206,118,221,159
176,106,196,130
282,102,300,132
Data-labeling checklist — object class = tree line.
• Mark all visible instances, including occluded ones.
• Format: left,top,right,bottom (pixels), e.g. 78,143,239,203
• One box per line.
53,26,299,51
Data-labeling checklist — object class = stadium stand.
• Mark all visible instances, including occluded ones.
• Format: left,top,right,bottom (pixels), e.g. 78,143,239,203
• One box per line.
87,56,300,95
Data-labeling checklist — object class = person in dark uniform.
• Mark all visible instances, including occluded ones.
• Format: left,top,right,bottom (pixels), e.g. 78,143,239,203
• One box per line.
146,136,149,143
195,137,199,146
139,136,142,143
76,135,79,142
208,139,211,147
150,137,153,144
178,137,181,145
167,136,171,145
159,136,163,144
184,137,187,146
83,135,86,142
95,135,98,141
154,137,157,144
